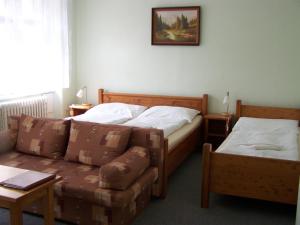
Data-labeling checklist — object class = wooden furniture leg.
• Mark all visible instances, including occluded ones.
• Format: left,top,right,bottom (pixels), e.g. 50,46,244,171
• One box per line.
43,186,55,225
10,204,23,225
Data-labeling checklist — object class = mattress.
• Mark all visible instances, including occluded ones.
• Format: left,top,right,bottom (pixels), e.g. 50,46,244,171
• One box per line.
167,115,202,152
216,128,300,161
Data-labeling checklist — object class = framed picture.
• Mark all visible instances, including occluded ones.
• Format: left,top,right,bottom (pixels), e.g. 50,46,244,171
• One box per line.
152,6,200,46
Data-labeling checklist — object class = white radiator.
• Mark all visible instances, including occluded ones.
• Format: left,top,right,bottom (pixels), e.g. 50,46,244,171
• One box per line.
0,95,48,130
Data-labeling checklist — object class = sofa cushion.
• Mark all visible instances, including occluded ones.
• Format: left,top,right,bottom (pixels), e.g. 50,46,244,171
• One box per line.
0,130,18,153
8,115,21,132
0,151,59,171
16,115,70,159
0,151,158,208
53,160,158,208
64,120,132,166
99,146,150,190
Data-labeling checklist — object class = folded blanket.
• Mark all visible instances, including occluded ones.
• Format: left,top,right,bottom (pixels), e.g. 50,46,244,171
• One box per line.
227,129,298,151
240,144,282,151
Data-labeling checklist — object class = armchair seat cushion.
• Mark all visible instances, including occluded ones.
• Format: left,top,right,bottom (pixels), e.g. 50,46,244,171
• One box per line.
99,146,150,190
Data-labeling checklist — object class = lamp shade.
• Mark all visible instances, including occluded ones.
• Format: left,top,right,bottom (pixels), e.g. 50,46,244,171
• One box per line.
76,86,89,105
76,89,84,98
223,95,229,105
222,91,229,105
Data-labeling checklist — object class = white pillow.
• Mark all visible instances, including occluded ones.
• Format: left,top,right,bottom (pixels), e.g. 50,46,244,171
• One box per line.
233,117,299,133
84,103,147,118
124,116,188,137
72,113,130,124
137,106,200,123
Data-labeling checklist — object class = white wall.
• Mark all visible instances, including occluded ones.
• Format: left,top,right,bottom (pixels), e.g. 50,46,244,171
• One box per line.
74,0,300,113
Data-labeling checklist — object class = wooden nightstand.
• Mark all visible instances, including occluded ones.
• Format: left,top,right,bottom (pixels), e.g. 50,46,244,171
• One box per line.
69,104,93,116
204,113,233,149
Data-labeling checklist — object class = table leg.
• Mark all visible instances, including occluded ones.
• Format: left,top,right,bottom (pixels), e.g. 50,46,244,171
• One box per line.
43,186,55,225
10,204,23,225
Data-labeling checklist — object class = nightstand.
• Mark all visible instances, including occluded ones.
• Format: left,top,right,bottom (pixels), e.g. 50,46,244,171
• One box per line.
204,113,233,149
69,104,93,116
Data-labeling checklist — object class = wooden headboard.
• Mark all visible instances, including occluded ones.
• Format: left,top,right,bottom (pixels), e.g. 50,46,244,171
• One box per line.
98,89,208,115
236,100,300,121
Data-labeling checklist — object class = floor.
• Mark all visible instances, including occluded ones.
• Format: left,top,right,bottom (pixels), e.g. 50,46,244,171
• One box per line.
0,151,296,225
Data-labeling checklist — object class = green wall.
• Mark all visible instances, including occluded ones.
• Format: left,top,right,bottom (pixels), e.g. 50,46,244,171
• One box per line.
73,0,300,113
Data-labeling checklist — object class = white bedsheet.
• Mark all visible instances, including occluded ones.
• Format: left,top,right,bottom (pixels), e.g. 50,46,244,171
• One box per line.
217,127,300,161
168,115,202,152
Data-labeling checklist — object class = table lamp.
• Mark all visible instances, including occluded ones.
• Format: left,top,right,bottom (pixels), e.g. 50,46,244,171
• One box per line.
76,86,91,106
222,91,230,115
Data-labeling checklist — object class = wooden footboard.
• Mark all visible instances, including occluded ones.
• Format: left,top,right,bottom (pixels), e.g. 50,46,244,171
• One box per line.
201,143,300,208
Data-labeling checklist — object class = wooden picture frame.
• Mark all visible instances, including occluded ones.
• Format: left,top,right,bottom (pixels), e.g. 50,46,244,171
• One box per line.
152,6,201,46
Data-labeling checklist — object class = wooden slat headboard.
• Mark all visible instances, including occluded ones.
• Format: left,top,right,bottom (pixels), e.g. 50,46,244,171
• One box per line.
236,100,300,121
98,89,208,115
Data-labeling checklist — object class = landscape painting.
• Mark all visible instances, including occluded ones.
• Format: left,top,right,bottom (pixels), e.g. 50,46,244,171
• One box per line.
152,7,200,45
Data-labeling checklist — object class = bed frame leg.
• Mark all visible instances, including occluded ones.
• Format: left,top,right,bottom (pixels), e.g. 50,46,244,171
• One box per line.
201,143,212,208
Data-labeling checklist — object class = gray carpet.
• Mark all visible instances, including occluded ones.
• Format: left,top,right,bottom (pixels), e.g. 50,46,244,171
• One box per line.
0,152,296,225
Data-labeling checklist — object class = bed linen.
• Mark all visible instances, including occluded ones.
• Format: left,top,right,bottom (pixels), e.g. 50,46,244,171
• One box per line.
217,127,300,161
71,113,131,124
70,103,147,124
167,115,202,152
70,104,202,147
123,106,200,137
233,117,299,133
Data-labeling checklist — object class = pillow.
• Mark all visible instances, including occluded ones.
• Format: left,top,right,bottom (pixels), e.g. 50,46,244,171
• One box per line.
16,115,70,159
0,130,18,153
233,117,299,133
137,106,200,123
124,115,188,137
7,115,21,132
72,113,131,124
99,146,150,190
85,103,147,118
64,120,132,166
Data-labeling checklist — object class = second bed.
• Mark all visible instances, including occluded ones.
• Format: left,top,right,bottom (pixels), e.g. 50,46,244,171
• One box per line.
201,100,300,207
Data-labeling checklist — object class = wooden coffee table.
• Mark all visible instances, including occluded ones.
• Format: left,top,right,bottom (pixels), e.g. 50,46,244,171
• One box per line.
0,165,61,225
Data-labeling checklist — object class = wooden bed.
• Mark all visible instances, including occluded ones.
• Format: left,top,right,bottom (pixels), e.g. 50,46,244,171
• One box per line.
201,100,300,207
98,89,208,197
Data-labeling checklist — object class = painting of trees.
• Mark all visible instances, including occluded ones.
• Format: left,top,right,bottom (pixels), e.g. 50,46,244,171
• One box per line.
152,7,200,45
154,12,170,31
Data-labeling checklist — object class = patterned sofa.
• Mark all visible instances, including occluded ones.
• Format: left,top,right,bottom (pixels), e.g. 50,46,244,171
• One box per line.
0,115,165,225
